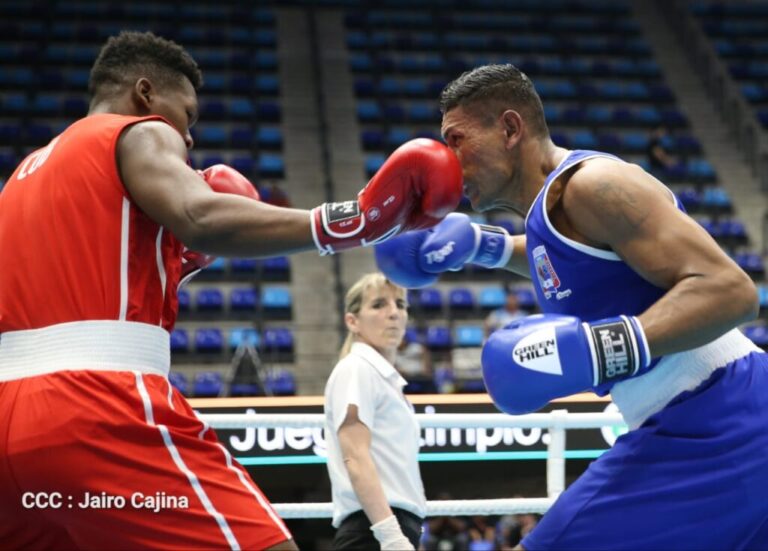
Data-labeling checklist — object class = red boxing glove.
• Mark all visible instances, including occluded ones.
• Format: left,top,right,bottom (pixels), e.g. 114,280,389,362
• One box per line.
179,165,260,287
311,138,463,255
199,164,260,200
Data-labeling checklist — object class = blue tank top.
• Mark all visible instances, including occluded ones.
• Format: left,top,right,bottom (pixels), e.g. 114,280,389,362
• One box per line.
525,150,683,394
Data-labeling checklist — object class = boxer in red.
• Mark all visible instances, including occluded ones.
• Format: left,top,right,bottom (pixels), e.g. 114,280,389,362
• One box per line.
0,31,462,549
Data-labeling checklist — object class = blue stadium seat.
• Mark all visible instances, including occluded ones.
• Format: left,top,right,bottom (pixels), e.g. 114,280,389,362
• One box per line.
231,258,258,273
515,288,538,311
168,371,189,395
676,187,702,211
479,287,506,309
454,325,484,347
266,369,297,396
257,127,282,148
759,285,768,309
193,371,223,397
365,155,386,176
230,382,263,397
256,102,281,122
735,252,765,275
448,288,475,313
361,129,385,149
262,287,292,313
201,154,226,168
263,256,290,277
425,326,452,349
196,126,227,147
258,155,284,177
230,287,258,311
230,127,253,148
622,132,650,151
404,326,421,344
177,289,191,312
0,124,21,144
196,288,224,311
743,325,768,348
195,328,224,353
31,95,60,115
229,327,260,349
170,328,189,353
701,187,731,210
207,257,227,273
230,98,255,118
570,130,598,149
201,100,227,119
386,128,411,148
262,328,294,352
357,101,382,121
418,288,443,312
230,157,256,177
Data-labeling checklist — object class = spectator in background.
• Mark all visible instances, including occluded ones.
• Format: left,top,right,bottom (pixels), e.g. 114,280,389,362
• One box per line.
497,508,540,550
646,125,677,172
324,273,426,550
423,493,470,551
467,515,497,551
484,290,525,339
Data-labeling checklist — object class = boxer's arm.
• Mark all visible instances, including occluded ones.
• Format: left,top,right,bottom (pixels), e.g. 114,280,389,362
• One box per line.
563,158,758,357
118,120,314,257
502,234,529,277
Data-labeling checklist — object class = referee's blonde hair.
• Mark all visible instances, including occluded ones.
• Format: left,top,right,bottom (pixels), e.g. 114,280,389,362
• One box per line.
339,272,407,360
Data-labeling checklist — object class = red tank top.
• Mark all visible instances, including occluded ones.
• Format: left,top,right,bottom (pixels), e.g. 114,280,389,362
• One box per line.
0,114,184,332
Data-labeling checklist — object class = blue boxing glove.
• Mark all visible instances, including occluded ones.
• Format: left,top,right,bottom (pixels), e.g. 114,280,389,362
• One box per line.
374,213,514,288
481,314,651,415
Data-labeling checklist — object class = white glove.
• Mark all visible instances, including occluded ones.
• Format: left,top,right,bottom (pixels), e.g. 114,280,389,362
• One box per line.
370,515,415,551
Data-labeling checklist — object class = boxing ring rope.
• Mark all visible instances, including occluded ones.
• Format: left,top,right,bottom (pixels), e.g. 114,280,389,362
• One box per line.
200,410,626,519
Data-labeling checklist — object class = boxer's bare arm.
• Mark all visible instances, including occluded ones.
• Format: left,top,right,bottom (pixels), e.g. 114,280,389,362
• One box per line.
118,120,314,257
562,159,758,357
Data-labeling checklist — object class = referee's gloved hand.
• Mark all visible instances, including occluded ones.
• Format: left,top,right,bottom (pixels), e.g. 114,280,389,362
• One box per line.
370,515,415,551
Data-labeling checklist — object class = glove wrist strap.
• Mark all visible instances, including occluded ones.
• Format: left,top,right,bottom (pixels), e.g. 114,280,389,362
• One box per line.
583,315,651,386
471,224,514,268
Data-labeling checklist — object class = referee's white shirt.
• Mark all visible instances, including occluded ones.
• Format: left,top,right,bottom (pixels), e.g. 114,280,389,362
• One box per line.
324,342,427,528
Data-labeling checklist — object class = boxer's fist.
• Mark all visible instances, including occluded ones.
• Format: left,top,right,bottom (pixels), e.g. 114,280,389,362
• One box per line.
312,139,462,255
481,314,651,414
374,213,514,288
179,165,260,287
374,229,438,289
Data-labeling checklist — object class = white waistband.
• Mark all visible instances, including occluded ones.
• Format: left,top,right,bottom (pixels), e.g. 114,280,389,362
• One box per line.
0,320,170,382
610,329,761,429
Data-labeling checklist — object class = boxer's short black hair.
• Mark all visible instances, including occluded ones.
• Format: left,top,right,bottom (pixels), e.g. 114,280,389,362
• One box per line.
440,63,549,136
89,31,202,97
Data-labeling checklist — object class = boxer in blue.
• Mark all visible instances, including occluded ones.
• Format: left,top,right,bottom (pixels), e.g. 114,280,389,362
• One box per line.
375,64,768,550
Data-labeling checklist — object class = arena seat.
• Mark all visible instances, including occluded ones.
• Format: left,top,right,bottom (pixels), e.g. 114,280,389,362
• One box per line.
230,287,258,311
170,328,189,353
193,371,223,397
168,371,189,395
454,325,484,347
177,289,191,312
479,287,506,310
266,369,297,396
229,327,260,350
194,328,224,353
196,288,224,311
425,326,452,350
230,258,258,274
